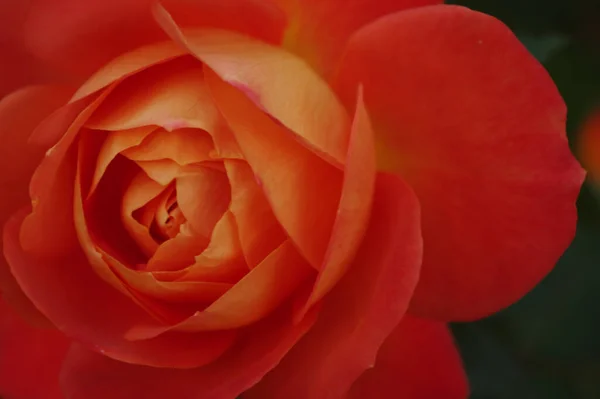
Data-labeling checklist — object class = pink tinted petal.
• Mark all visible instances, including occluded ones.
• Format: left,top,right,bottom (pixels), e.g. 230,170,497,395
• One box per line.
154,4,351,165
206,68,343,270
86,57,220,133
128,240,313,338
224,160,286,268
0,297,71,399
297,87,376,318
0,85,71,326
61,304,318,399
336,5,584,320
347,315,468,399
246,173,422,399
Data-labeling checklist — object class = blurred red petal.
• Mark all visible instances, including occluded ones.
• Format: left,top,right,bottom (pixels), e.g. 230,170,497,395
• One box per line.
347,315,468,399
337,5,584,320
0,85,71,326
60,305,318,399
0,297,70,399
246,173,422,399
578,107,600,182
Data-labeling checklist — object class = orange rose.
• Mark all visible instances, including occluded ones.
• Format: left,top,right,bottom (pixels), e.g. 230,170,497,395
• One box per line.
0,1,584,398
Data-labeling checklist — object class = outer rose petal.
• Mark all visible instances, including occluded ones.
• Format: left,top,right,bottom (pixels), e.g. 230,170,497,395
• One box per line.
0,297,71,399
23,0,285,80
0,85,71,327
60,305,318,399
346,315,468,399
245,173,422,399
336,5,584,320
154,5,351,165
578,108,600,182
272,0,442,77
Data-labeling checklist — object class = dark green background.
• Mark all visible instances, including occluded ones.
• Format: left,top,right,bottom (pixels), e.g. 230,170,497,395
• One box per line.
449,1,600,398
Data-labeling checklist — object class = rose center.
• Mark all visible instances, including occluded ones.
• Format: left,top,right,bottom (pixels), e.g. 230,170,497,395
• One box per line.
150,190,187,242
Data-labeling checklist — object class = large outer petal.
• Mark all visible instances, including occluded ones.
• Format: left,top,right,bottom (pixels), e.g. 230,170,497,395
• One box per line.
271,0,442,77
0,85,71,327
153,5,351,165
5,210,236,369
0,297,71,399
22,0,285,80
245,173,422,399
60,305,318,399
346,315,468,399
336,5,585,320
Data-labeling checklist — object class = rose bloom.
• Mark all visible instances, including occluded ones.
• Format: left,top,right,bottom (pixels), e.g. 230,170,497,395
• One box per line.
579,107,600,183
0,0,584,398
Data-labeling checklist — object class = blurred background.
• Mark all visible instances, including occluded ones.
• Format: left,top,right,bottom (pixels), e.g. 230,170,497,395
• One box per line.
448,1,600,398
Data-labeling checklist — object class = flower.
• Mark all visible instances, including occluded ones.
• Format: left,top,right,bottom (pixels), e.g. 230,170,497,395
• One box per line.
0,1,584,398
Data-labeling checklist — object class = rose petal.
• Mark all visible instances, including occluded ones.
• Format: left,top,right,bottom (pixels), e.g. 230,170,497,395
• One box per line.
0,85,71,326
205,68,343,270
224,160,286,268
297,86,376,319
89,125,158,195
273,0,442,77
151,211,247,280
175,166,231,239
60,304,318,399
245,172,422,398
86,58,221,133
122,128,215,164
5,210,237,369
0,297,70,399
578,107,600,182
24,0,285,79
347,315,469,399
154,4,351,165
336,5,584,320
127,240,313,338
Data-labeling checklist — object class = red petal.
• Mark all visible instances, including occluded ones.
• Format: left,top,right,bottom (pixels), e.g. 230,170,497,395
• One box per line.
60,305,318,399
0,85,71,326
5,210,236,369
23,0,285,80
154,5,351,165
347,315,469,399
336,5,584,320
245,173,422,399
578,107,600,182
0,297,70,399
297,87,376,318
273,0,442,77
